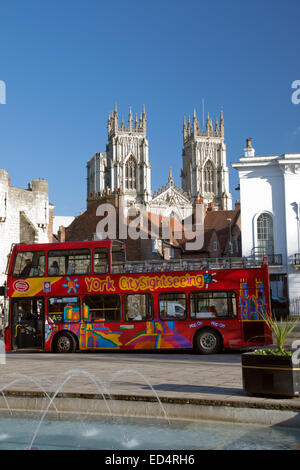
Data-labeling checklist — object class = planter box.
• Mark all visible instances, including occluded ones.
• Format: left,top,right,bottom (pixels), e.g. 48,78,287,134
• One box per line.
242,353,300,397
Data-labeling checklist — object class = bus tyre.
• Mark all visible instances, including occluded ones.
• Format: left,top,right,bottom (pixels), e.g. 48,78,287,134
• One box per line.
54,332,76,353
194,328,222,354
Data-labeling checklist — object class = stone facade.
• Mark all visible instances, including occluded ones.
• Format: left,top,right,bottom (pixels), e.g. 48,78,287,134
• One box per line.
0,170,52,291
87,105,232,220
148,169,193,221
87,104,151,206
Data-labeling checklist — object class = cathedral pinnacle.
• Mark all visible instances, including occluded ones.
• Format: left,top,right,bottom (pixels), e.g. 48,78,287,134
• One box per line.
142,105,147,133
113,103,118,131
220,109,224,137
187,116,191,135
128,107,133,132
183,116,187,140
193,109,198,136
107,104,147,138
206,113,213,136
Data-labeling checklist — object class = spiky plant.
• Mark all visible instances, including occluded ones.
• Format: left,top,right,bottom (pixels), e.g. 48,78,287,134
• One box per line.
262,315,299,354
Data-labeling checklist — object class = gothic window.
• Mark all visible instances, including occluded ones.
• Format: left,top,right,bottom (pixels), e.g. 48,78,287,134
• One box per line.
204,160,215,193
125,156,137,190
257,213,274,255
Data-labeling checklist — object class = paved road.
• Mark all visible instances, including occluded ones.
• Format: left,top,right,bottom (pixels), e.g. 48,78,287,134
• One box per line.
1,349,300,408
1,350,244,398
1,323,299,406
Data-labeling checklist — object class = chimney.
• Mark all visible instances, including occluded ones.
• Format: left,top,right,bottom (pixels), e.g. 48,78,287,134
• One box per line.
244,138,255,157
58,225,66,243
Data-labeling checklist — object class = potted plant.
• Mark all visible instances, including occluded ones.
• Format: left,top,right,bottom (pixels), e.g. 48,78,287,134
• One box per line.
242,316,300,397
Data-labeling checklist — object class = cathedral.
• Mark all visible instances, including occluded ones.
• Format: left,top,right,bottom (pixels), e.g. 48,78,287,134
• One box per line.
86,104,232,221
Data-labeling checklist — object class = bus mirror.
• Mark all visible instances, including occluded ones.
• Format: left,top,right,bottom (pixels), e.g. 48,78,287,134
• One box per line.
0,286,5,296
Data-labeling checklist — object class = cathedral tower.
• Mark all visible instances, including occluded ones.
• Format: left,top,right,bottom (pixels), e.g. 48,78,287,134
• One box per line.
181,109,232,210
87,104,152,205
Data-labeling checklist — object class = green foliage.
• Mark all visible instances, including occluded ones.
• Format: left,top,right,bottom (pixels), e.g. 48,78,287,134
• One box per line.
254,316,299,355
265,316,299,351
253,348,291,356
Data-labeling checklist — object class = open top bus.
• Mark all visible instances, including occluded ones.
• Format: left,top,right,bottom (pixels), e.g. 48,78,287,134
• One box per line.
3,240,272,354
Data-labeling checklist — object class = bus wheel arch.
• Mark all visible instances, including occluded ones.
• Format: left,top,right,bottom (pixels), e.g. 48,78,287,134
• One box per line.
193,327,223,354
52,331,78,353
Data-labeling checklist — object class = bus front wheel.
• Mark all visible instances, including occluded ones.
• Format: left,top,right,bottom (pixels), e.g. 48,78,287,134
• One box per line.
194,328,222,354
54,332,76,353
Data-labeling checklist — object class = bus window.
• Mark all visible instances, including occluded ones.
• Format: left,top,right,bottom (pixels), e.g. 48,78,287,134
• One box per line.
93,248,109,274
123,294,153,321
159,293,186,320
83,295,121,322
190,292,237,319
13,251,45,277
48,249,91,276
111,241,126,273
48,297,80,324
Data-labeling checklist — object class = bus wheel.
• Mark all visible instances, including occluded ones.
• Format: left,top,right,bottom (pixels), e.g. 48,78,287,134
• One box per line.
194,328,222,354
54,332,76,353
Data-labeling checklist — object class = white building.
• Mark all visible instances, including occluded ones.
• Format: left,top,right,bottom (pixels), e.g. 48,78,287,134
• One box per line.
232,139,300,316
0,169,51,293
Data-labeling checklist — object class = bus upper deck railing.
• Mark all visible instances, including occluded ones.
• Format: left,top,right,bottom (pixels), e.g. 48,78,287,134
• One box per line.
110,256,272,274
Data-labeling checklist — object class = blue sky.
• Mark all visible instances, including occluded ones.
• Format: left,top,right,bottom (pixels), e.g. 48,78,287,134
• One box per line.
0,0,299,216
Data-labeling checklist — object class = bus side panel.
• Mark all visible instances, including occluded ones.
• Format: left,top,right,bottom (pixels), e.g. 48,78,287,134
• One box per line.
121,321,193,350
182,319,243,350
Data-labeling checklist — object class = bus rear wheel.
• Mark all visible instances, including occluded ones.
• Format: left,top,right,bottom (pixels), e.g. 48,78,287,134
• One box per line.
194,328,222,354
54,332,76,353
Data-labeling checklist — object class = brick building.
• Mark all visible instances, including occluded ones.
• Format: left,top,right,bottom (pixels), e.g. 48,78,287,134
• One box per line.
62,191,240,261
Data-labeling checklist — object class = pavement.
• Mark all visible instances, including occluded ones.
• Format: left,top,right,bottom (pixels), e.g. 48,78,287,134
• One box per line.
1,348,300,410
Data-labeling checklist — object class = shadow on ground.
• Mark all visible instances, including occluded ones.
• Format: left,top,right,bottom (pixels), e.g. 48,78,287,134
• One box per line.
141,383,243,396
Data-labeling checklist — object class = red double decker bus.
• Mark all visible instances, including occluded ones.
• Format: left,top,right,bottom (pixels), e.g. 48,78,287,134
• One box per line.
3,240,272,354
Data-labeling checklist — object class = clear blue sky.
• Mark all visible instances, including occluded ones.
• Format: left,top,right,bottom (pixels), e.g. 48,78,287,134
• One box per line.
0,0,299,215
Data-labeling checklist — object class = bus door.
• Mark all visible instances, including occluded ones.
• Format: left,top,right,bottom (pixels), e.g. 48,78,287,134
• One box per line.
10,298,44,350
239,281,269,346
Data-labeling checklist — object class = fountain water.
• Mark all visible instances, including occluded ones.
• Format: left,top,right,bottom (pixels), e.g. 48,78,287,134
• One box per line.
0,368,300,450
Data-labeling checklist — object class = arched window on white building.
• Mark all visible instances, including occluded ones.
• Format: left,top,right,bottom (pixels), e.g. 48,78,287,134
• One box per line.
204,160,214,193
257,212,274,255
125,156,137,190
